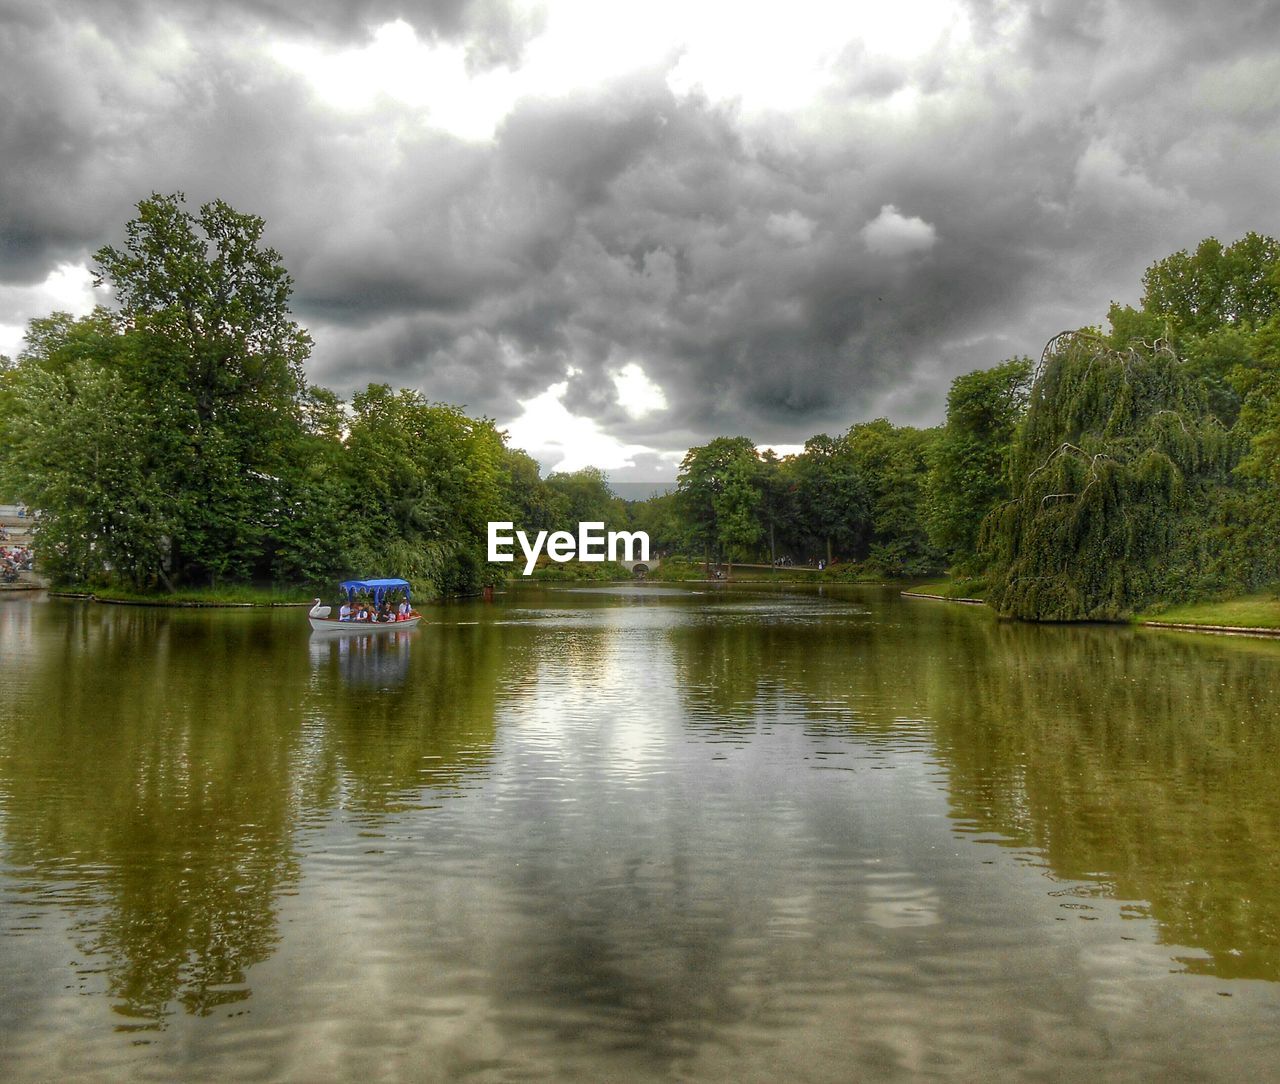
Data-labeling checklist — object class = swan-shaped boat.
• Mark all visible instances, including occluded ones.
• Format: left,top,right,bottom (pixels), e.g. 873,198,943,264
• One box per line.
309,577,423,634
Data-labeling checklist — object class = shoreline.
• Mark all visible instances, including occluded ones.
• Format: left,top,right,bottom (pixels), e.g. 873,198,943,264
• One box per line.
899,589,986,605
1131,619,1280,638
900,589,1280,639
35,583,1278,637
35,577,926,609
46,591,312,608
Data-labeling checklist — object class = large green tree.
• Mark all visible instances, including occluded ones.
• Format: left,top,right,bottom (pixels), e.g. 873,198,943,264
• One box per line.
756,449,798,566
926,357,1033,571
984,332,1243,620
500,448,561,534
1107,232,1280,590
0,332,173,586
1136,233,1280,339
794,434,867,565
676,437,762,564
345,384,509,594
843,420,940,574
544,466,628,528
90,192,315,586
1108,232,1280,426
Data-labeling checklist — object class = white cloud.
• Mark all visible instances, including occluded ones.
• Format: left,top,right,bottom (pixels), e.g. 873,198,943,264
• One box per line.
0,262,99,358
503,376,659,474
758,443,806,459
269,20,519,141
860,204,938,257
663,0,968,112
611,362,667,419
267,1,971,141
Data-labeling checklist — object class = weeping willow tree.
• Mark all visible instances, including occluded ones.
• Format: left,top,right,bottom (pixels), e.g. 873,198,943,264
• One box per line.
983,331,1244,621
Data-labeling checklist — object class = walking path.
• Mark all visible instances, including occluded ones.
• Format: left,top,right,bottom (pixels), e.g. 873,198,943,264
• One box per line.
0,573,48,592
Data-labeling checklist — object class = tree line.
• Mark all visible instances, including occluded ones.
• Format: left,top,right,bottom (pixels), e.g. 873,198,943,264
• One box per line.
0,194,629,597
658,232,1280,620
2,194,1277,619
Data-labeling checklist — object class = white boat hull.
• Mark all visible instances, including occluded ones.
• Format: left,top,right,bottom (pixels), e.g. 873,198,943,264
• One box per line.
309,615,422,634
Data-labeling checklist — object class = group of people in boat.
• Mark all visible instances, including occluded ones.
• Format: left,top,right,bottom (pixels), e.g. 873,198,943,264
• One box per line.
338,597,416,622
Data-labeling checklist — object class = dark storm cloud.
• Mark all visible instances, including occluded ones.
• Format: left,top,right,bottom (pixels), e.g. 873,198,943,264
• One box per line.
1,0,1278,464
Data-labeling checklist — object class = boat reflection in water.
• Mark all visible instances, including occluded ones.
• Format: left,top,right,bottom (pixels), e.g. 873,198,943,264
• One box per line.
308,626,414,688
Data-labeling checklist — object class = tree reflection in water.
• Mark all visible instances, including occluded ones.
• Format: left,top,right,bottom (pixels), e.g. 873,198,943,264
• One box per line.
670,587,1280,980
0,604,304,1024
0,602,515,1025
4,585,1280,1078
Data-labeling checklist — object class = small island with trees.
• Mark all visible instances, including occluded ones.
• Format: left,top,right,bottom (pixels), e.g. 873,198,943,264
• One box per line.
2,194,1277,627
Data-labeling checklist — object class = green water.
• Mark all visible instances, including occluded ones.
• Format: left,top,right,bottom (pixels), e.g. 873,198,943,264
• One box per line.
2,585,1279,1080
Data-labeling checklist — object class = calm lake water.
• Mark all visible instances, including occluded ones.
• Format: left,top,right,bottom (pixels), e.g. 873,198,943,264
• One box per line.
3,584,1280,1080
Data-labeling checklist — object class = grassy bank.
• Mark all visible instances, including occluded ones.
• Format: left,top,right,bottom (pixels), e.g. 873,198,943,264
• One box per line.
51,583,318,607
902,578,1280,631
649,558,926,584
902,577,988,601
648,561,827,583
526,560,632,583
1134,592,1280,630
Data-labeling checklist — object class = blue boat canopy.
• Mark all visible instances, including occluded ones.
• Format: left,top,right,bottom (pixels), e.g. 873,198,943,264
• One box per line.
340,578,411,605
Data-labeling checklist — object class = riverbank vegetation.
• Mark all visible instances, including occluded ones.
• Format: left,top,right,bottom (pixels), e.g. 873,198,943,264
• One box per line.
51,584,317,606
902,578,988,601
0,195,634,600
1134,593,1280,631
2,195,1277,619
527,559,633,583
656,233,1280,622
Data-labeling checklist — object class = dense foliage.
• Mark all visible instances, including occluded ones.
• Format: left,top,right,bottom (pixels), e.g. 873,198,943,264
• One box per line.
925,357,1032,570
672,423,942,575
976,233,1280,619
3,195,1277,618
983,334,1243,620
659,231,1280,616
0,194,629,597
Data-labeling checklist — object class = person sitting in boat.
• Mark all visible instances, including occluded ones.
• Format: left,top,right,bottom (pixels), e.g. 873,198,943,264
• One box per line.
353,603,370,622
396,598,411,621
339,600,353,621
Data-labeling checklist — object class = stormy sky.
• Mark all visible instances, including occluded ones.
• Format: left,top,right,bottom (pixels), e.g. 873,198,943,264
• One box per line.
1,1,1277,479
